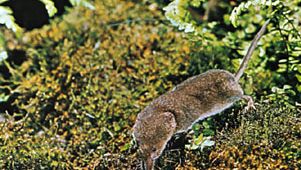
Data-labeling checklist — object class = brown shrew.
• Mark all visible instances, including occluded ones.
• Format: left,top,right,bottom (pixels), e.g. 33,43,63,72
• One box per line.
133,19,270,170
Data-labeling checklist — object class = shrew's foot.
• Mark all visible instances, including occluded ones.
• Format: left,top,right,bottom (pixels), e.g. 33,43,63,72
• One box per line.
242,95,256,112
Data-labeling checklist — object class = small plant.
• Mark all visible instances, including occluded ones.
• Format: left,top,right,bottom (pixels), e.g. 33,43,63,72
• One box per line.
164,0,301,99
0,0,94,62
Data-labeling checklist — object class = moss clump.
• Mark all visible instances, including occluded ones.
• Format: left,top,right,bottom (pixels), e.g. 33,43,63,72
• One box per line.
0,0,191,169
209,101,301,169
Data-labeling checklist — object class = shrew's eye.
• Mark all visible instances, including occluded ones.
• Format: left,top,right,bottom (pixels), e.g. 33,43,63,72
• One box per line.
152,147,156,152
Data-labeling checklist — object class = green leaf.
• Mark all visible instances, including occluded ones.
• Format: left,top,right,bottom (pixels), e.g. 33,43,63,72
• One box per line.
69,0,95,10
246,24,256,33
200,137,215,151
202,129,215,136
297,84,301,92
113,122,121,132
194,133,203,145
0,6,22,33
0,93,9,102
296,74,301,83
163,0,196,33
202,121,210,129
190,0,202,7
0,31,5,55
192,123,201,132
297,65,301,74
39,0,58,17
230,6,239,27
187,135,215,151
229,0,280,27
0,50,8,62
0,0,8,4
50,160,59,167
120,143,131,152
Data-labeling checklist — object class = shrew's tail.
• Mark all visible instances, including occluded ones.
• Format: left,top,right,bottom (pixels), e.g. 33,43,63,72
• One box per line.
235,19,270,81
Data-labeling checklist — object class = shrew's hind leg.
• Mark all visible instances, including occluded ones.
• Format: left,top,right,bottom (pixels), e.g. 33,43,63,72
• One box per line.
242,95,256,112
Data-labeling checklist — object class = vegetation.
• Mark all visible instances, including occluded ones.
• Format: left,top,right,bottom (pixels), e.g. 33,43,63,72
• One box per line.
0,0,93,61
0,0,300,169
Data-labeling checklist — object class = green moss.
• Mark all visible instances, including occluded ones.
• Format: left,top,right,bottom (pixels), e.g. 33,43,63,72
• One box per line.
0,0,191,168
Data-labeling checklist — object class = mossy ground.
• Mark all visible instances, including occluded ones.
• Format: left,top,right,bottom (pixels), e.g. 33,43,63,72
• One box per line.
0,0,300,169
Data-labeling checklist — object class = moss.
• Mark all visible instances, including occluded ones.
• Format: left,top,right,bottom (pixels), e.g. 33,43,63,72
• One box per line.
1,0,191,168
209,101,301,169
